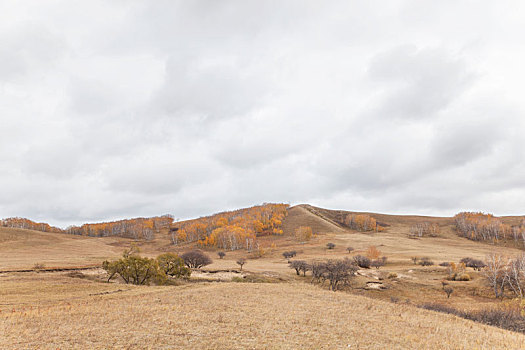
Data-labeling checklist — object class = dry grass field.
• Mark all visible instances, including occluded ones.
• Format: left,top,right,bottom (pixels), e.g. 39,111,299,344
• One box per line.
2,281,525,349
2,204,525,348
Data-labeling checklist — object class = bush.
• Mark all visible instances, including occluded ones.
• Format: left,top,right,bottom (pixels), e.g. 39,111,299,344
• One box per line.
418,257,434,266
326,243,335,250
218,252,226,259
157,253,191,278
387,272,398,279
181,250,212,268
439,261,450,267
353,255,371,269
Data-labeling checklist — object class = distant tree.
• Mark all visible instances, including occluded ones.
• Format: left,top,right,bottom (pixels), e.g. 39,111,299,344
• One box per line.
236,258,247,271
371,259,385,269
366,246,381,260
326,243,335,250
156,253,191,278
218,251,226,259
411,257,419,265
444,286,453,298
283,251,297,260
294,226,313,242
346,247,354,253
289,260,310,276
181,250,212,269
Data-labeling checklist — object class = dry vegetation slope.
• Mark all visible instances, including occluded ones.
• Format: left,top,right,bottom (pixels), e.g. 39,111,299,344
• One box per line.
1,282,524,349
0,226,125,270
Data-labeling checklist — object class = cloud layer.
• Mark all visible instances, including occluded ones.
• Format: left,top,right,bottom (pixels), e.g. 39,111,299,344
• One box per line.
1,1,525,226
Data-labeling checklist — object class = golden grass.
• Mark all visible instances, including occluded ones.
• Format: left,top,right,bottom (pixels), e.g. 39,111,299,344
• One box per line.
1,282,524,349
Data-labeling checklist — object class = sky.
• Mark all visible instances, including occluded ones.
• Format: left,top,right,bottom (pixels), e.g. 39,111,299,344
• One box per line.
1,1,525,227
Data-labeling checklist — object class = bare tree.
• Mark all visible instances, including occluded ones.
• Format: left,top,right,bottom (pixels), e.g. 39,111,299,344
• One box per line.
289,260,310,276
181,250,213,269
484,253,507,298
236,258,247,271
444,286,453,298
323,259,358,291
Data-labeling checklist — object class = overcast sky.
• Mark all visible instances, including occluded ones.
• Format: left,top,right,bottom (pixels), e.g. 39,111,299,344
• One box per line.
1,1,525,227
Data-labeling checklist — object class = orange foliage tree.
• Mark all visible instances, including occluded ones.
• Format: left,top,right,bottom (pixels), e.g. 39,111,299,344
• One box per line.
345,214,381,232
0,217,63,233
454,212,511,242
173,203,289,251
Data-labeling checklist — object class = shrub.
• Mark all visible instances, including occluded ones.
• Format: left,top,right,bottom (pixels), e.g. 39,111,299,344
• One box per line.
156,253,191,278
218,251,226,259
444,286,453,298
439,262,450,267
418,257,434,266
181,250,212,269
387,272,398,279
353,255,371,269
326,243,335,250
236,258,247,271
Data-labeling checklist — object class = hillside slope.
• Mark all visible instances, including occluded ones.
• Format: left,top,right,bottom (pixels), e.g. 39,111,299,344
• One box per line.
1,282,523,349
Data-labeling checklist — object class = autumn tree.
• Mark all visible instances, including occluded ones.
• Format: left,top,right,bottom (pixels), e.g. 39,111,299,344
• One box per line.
156,253,191,278
366,246,381,260
345,214,381,232
294,226,313,242
102,252,160,285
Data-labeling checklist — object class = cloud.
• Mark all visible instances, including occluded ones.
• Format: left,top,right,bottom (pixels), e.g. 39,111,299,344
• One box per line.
2,1,525,227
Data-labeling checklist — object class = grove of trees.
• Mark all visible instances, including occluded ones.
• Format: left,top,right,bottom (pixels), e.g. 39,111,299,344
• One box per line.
171,203,289,251
344,214,383,232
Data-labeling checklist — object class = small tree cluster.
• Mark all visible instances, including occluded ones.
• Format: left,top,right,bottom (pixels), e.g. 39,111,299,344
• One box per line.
345,214,382,232
409,222,440,237
446,262,470,281
371,256,387,269
454,212,511,242
484,253,525,299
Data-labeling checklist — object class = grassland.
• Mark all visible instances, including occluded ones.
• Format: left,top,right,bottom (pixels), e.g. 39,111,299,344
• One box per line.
2,204,525,348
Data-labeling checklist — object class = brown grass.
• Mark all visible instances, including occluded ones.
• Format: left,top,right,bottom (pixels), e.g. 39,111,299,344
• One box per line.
1,281,524,349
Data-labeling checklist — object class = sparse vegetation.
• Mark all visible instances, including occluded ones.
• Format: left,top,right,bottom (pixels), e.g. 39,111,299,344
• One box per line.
418,257,434,266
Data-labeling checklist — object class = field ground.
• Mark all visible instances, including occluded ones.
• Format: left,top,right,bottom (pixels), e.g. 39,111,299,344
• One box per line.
2,204,525,348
